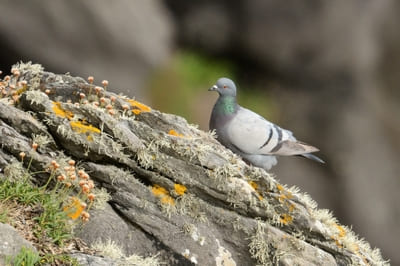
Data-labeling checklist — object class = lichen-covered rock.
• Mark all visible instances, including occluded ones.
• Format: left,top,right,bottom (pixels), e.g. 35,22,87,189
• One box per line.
0,63,388,265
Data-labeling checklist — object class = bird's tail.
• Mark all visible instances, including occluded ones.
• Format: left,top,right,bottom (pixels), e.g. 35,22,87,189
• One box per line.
300,153,325,164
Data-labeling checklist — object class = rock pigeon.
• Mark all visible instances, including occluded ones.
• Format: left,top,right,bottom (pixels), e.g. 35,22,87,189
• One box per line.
209,77,324,170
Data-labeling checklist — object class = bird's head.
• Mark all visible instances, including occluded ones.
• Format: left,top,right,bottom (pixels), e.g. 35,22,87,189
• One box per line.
209,77,237,97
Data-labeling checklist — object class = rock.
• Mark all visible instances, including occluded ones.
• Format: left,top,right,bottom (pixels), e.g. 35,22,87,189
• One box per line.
0,223,38,265
0,65,387,265
165,1,400,263
70,253,117,266
75,203,162,257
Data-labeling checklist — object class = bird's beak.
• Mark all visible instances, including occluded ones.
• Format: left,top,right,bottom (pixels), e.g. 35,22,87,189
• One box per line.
208,85,218,91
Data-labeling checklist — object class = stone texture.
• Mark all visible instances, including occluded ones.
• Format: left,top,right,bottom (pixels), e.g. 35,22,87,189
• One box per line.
0,223,37,265
165,1,400,263
0,66,387,265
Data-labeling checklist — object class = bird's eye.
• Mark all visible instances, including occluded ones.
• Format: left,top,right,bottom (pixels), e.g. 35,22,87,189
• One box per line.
223,85,227,89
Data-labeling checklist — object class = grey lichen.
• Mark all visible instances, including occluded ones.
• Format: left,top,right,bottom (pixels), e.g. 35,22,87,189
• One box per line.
12,61,44,90
248,220,275,266
92,239,163,266
1,65,388,265
3,161,29,182
25,90,49,106
90,187,112,210
176,194,208,223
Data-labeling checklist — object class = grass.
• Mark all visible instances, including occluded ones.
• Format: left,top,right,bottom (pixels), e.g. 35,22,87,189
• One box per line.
0,158,98,265
0,178,71,246
6,247,40,266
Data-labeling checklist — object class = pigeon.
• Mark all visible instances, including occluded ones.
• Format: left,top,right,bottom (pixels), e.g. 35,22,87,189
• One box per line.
209,77,324,170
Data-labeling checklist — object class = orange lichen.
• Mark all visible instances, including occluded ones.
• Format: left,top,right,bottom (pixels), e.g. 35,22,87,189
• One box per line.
248,181,263,200
334,223,346,238
168,129,184,137
151,184,175,205
288,203,296,212
330,223,347,249
286,191,293,199
152,185,169,197
161,196,175,205
70,121,101,134
278,194,287,202
248,181,258,190
331,237,343,249
63,197,85,220
276,184,285,192
280,214,293,225
174,184,187,196
127,99,151,115
52,101,74,119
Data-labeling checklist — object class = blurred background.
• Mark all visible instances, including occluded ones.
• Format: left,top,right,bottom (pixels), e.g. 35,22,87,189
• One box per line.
0,0,399,263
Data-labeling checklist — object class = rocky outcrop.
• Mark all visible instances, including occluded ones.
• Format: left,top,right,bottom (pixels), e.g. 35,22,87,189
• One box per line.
165,2,400,264
0,63,387,265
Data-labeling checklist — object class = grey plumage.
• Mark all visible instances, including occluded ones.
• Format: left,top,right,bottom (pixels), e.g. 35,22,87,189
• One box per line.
209,77,324,170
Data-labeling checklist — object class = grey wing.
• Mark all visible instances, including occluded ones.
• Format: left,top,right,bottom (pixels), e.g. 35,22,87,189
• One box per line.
226,107,318,156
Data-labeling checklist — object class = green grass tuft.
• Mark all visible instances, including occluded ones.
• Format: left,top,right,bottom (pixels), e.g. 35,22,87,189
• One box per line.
6,246,40,266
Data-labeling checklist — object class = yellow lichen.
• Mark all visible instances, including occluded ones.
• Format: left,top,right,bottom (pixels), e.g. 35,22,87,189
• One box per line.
278,194,287,202
174,184,187,196
276,184,284,192
330,223,347,249
63,197,85,220
280,214,293,225
70,121,101,134
288,203,296,212
248,181,263,200
151,184,175,205
334,223,346,238
127,99,151,115
132,109,141,115
161,196,175,205
152,185,169,197
52,101,74,119
168,129,184,137
249,181,258,190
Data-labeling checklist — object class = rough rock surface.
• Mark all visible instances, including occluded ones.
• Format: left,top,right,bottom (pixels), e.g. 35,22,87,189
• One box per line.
0,223,38,265
165,1,400,263
70,253,117,266
0,63,388,265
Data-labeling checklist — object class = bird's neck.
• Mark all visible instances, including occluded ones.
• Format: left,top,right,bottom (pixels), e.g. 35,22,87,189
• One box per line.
216,95,237,115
